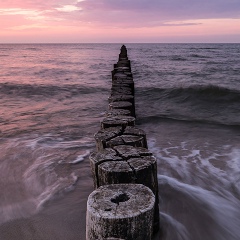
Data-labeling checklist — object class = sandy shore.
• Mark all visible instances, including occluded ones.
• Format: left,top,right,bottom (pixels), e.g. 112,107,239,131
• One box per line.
0,159,94,240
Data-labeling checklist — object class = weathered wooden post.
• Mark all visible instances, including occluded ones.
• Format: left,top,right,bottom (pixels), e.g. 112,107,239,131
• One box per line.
86,184,155,240
101,115,135,129
105,109,131,117
94,126,148,151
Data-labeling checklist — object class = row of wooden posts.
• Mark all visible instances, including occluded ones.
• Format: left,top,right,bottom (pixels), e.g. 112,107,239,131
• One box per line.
86,45,160,240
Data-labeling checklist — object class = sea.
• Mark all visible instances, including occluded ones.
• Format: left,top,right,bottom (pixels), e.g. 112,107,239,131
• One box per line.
0,43,240,240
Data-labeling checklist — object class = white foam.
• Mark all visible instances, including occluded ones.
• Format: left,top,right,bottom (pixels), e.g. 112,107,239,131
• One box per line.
70,150,90,164
36,172,79,210
14,134,93,217
17,133,95,152
148,136,240,186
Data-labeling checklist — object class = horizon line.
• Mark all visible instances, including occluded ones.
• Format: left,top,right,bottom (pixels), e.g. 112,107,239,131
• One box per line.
0,42,239,44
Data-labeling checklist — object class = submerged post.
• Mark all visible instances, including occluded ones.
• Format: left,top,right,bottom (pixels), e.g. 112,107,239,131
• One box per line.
86,45,160,239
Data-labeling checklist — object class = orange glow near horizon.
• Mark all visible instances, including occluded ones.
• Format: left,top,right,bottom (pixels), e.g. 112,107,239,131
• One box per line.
0,1,240,43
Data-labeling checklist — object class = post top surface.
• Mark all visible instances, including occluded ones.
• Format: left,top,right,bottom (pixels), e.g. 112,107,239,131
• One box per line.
87,184,155,219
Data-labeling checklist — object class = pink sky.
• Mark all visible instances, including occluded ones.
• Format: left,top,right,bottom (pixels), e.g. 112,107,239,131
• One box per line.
1,0,240,43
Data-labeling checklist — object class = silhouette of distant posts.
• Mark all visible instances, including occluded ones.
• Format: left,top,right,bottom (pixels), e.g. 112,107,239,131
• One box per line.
86,45,160,240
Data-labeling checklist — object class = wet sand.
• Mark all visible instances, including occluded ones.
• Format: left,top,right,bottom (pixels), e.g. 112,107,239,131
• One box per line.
0,160,94,240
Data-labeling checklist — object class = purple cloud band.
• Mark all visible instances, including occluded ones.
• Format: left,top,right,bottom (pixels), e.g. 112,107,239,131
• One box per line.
1,0,240,28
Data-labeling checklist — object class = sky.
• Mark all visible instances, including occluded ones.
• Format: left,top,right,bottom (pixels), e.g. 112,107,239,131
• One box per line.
0,0,240,43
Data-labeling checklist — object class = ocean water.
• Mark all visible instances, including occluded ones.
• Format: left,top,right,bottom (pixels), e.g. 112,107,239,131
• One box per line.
0,43,240,240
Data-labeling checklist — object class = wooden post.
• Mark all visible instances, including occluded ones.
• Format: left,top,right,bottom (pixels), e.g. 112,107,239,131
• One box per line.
108,95,135,109
112,82,134,94
89,145,153,189
89,148,120,189
94,126,148,151
109,101,134,117
111,86,133,96
97,155,157,189
101,115,135,129
105,109,131,117
86,184,155,240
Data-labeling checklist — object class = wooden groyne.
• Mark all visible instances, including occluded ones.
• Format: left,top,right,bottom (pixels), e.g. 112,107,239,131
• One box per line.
86,45,160,240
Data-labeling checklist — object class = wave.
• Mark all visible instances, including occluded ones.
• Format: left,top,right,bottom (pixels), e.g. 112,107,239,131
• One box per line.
24,47,41,51
0,82,108,99
171,56,187,61
137,85,240,126
172,85,240,102
139,84,240,103
137,114,240,129
189,54,210,59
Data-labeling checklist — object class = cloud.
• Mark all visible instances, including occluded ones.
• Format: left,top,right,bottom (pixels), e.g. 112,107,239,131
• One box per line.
78,0,240,16
0,1,84,28
55,5,82,12
161,21,202,27
0,8,66,24
7,23,49,30
0,8,44,16
74,0,240,27
1,0,239,29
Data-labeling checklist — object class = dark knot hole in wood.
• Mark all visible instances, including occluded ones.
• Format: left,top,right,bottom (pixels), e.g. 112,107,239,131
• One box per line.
104,208,112,212
111,193,130,205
